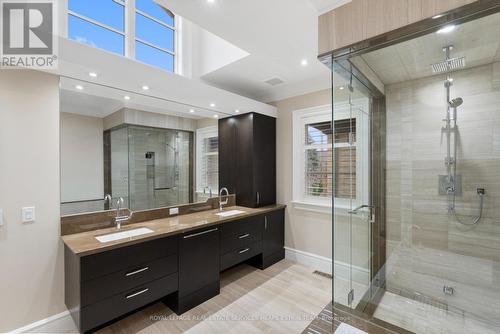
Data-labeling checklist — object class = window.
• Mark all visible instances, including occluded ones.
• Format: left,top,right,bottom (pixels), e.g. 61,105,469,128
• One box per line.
68,0,125,56
196,126,219,194
68,0,176,72
292,100,369,211
135,0,175,72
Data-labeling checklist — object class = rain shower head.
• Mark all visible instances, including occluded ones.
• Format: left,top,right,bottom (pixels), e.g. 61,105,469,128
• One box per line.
432,56,466,74
449,98,463,108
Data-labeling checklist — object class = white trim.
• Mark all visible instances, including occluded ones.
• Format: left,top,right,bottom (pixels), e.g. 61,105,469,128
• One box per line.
292,100,370,210
285,247,369,284
285,246,333,274
195,126,218,193
291,200,331,214
8,310,70,334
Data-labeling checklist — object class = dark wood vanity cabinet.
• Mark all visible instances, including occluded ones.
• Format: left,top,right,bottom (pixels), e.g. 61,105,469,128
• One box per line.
261,208,285,267
64,208,285,331
65,236,179,333
219,112,276,208
165,226,221,315
221,209,285,271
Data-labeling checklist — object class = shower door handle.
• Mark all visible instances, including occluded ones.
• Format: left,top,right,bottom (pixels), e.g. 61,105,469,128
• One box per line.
348,205,376,224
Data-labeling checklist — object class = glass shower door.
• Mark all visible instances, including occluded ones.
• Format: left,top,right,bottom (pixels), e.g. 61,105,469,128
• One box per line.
333,64,373,311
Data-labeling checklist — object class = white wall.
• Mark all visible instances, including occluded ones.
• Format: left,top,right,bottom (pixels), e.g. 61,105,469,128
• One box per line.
180,18,249,79
274,89,333,259
60,112,104,202
0,70,64,332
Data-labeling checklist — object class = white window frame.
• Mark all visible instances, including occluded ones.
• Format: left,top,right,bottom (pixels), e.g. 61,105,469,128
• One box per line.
292,100,369,213
66,0,178,73
195,126,218,194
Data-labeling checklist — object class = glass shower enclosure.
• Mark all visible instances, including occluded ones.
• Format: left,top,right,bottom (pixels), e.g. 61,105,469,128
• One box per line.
330,9,500,334
105,125,193,211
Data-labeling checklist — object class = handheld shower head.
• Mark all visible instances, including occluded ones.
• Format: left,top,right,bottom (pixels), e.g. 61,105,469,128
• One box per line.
449,98,463,108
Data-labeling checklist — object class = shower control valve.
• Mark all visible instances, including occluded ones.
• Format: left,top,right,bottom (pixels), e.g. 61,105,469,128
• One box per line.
477,188,485,195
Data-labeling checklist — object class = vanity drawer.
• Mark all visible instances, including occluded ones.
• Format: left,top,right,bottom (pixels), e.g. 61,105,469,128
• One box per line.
81,273,178,332
81,235,178,281
220,215,262,238
81,254,178,306
221,227,262,255
220,240,263,271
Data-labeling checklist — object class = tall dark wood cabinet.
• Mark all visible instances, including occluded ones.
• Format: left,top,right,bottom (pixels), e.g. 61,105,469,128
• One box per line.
219,112,276,208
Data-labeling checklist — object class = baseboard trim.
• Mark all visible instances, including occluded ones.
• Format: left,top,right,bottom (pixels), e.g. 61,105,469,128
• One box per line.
284,247,369,284
285,247,333,274
8,310,70,334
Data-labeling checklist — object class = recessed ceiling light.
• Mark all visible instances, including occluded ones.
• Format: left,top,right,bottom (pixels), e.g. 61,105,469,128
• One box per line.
142,85,150,91
189,109,195,113
88,72,98,78
437,25,456,34
75,85,83,90
432,14,444,19
301,59,308,66
235,109,240,113
213,114,219,118
210,103,216,108
124,95,131,100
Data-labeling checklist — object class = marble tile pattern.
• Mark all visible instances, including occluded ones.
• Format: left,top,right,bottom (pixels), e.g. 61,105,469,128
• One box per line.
384,63,500,326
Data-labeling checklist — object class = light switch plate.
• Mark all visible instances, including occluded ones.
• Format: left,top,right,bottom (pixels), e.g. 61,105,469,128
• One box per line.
22,207,35,223
169,207,179,215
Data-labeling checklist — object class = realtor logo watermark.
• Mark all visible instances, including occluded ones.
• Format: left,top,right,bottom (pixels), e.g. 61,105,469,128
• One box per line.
1,0,58,69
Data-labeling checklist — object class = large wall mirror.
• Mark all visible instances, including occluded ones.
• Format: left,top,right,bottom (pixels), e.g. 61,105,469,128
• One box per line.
59,77,226,215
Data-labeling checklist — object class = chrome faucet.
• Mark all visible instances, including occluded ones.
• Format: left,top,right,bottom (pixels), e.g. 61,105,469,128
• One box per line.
219,187,229,211
114,197,131,229
104,194,112,210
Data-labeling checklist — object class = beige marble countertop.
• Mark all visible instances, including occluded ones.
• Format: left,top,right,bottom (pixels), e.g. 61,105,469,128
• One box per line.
61,205,285,256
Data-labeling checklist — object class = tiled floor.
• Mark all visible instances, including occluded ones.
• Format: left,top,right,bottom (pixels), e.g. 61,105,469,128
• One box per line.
32,261,332,334
374,290,499,334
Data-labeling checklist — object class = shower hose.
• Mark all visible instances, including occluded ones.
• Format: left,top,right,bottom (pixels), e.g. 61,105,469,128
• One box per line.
448,188,485,226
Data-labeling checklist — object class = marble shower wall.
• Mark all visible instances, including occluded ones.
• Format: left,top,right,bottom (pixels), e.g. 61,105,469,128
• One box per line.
385,62,500,324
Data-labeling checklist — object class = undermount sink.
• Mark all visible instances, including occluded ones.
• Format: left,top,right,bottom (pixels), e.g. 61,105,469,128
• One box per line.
95,227,154,243
214,210,246,218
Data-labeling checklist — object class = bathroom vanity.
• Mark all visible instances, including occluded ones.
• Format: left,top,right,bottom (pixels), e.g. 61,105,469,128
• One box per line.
63,205,285,333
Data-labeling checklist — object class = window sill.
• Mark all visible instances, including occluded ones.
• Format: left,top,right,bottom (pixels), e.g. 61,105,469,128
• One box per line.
291,201,357,216
291,201,332,214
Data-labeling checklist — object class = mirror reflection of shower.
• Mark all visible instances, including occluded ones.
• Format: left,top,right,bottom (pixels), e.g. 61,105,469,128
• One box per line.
436,45,485,226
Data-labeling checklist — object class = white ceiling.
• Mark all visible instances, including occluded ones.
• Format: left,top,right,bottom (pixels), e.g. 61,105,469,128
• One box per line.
59,77,218,119
308,0,352,15
158,0,333,102
49,38,277,119
358,12,500,85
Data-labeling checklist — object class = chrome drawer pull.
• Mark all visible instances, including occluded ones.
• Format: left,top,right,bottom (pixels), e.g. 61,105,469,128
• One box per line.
238,233,250,239
183,227,218,239
125,267,149,277
126,288,149,299
238,248,250,254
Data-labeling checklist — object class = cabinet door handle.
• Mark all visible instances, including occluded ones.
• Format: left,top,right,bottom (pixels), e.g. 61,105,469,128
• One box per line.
238,233,250,239
183,227,218,239
125,267,149,277
264,216,268,230
126,288,149,299
256,192,260,205
238,248,250,254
